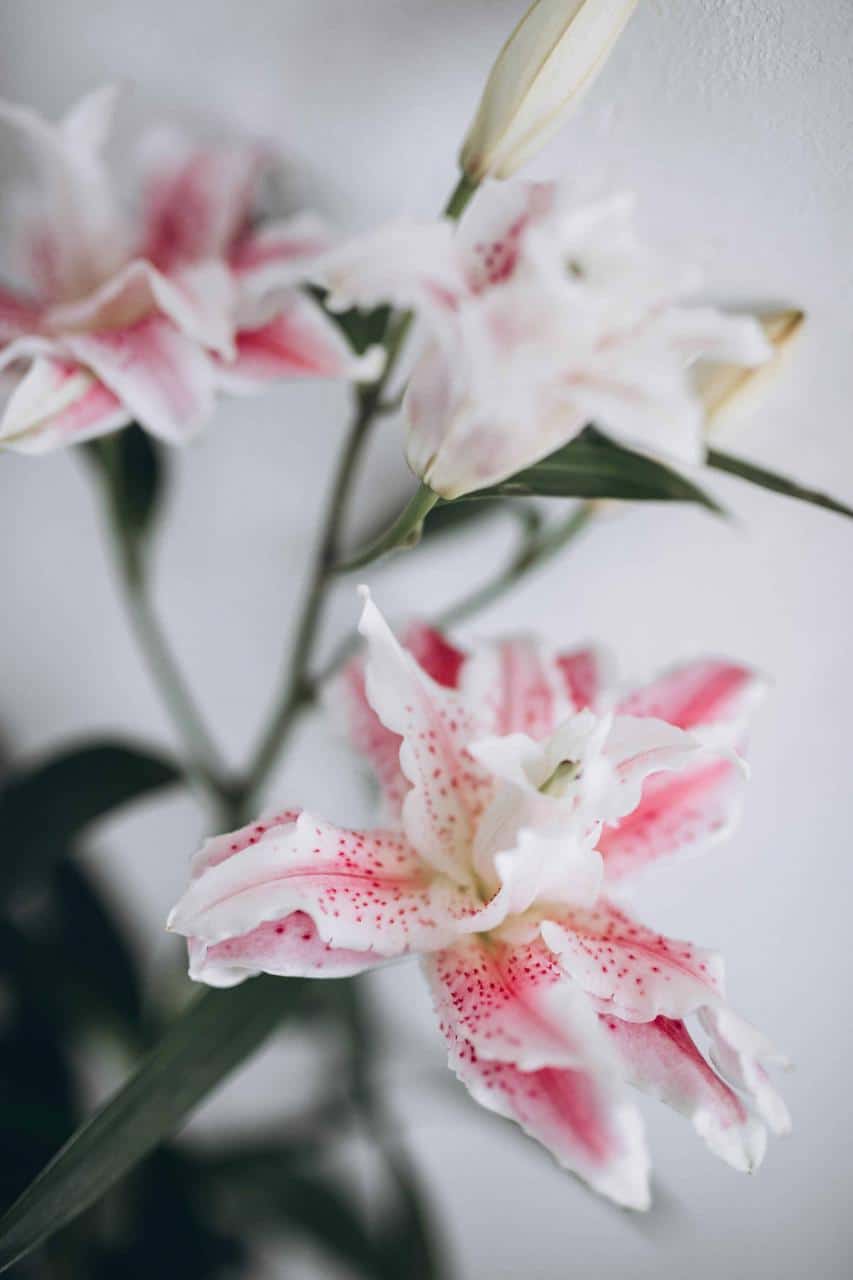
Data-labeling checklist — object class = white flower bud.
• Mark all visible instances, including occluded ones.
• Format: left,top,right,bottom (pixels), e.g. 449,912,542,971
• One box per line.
460,0,640,181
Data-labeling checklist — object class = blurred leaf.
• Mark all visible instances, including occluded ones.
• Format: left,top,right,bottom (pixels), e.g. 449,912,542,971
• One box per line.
0,976,314,1274
707,447,853,519
375,1159,443,1280
214,1151,380,1278
486,428,723,511
51,860,144,1038
0,741,181,901
308,288,391,355
83,425,166,542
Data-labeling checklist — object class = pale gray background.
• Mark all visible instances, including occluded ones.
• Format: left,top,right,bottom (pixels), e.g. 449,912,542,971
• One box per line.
1,1,851,1276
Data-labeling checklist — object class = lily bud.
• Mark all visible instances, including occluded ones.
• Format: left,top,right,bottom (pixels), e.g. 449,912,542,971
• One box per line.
460,0,640,182
697,309,805,434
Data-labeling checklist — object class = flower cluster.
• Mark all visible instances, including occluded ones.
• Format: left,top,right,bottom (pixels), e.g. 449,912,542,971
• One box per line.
316,180,770,497
0,87,374,452
169,592,789,1207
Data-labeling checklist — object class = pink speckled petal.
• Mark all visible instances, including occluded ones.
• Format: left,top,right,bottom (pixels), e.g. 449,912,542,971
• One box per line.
188,912,383,987
169,812,485,970
599,1013,767,1172
700,1006,791,1136
458,637,571,738
63,314,216,442
0,354,129,452
444,1037,650,1209
358,591,491,886
541,900,724,1023
598,755,746,882
337,659,408,822
423,931,608,1071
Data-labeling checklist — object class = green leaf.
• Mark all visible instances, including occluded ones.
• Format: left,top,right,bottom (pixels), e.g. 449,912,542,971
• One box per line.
707,447,853,520
83,425,166,541
0,977,312,1274
0,741,181,902
307,287,391,356
488,428,724,512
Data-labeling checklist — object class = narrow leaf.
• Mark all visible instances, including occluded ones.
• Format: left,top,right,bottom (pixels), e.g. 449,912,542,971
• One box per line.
0,977,310,1273
489,429,724,512
707,447,853,520
0,741,181,901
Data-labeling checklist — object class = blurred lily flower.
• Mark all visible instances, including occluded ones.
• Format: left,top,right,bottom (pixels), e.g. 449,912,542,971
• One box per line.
316,181,771,497
460,0,640,181
169,593,788,1208
0,87,375,452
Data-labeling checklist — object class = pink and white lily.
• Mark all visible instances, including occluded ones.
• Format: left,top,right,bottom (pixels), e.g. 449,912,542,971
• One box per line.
168,594,788,1208
0,88,375,453
316,181,771,497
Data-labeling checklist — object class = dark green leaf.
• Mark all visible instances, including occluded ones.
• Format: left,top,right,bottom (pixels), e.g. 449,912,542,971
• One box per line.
0,977,313,1274
707,447,853,520
0,741,181,901
487,428,723,512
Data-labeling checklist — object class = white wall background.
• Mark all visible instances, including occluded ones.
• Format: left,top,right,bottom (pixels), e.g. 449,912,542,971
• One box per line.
1,2,851,1276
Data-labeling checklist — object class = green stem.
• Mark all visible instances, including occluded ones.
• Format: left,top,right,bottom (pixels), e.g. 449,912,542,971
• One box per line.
437,502,596,628
332,483,440,574
91,441,227,807
443,171,478,220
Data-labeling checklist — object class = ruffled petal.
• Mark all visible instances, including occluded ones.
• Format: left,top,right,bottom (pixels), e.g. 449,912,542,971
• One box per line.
600,662,766,881
219,294,376,390
600,1013,767,1172
541,900,724,1022
358,590,491,886
0,354,129,452
141,138,264,270
423,930,607,1071
62,314,216,443
443,1037,650,1209
187,913,383,987
169,811,486,969
459,637,571,738
700,1006,791,1136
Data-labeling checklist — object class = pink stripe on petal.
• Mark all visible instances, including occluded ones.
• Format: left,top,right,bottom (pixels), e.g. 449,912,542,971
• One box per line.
598,755,744,882
403,623,465,689
423,931,607,1071
143,146,263,270
0,355,129,453
618,661,764,732
459,638,570,740
220,296,359,389
64,315,216,442
445,1036,649,1209
169,813,485,966
600,1014,766,1172
541,900,724,1023
556,648,609,712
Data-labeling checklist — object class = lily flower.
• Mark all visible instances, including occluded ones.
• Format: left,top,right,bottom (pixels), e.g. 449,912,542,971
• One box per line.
0,87,375,452
316,181,770,497
168,594,788,1208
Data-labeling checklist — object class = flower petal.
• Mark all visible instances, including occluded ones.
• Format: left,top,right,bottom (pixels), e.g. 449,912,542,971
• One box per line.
229,213,333,291
444,1037,650,1209
556,646,612,711
403,623,466,689
141,139,264,270
617,660,767,736
600,1013,767,1172
62,314,216,443
187,912,382,987
0,281,43,341
0,354,129,452
312,219,464,314
169,811,485,967
459,636,571,738
542,899,724,1022
700,1006,791,1136
358,590,491,886
337,658,408,822
423,930,608,1071
219,294,376,390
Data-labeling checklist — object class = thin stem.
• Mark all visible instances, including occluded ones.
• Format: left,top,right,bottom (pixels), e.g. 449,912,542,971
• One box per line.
436,502,596,628
443,171,477,220
90,443,227,806
241,387,378,805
